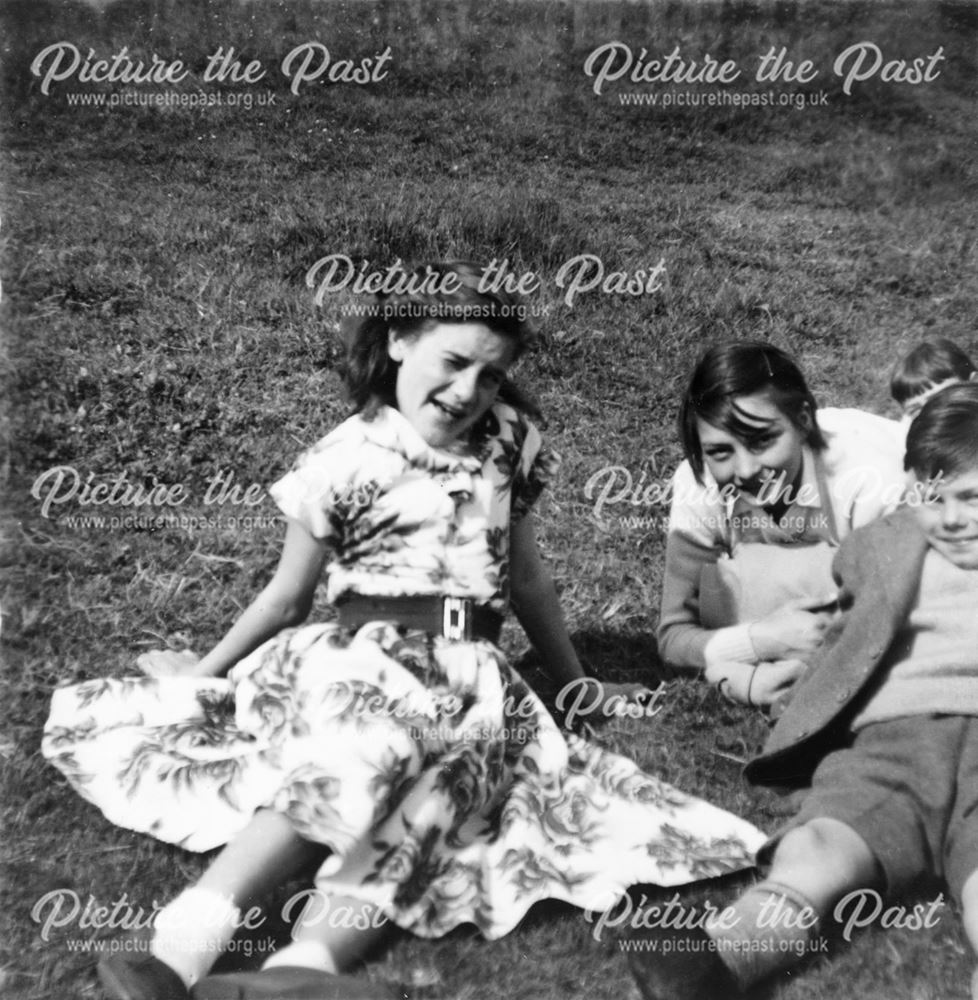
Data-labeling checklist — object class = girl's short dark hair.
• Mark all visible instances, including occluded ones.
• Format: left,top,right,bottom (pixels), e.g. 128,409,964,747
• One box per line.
905,381,978,479
339,260,541,421
679,341,826,483
890,338,976,405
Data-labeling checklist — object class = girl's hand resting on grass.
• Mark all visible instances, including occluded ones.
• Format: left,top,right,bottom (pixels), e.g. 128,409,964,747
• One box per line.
598,680,661,719
748,595,839,661
136,648,202,678
556,677,661,733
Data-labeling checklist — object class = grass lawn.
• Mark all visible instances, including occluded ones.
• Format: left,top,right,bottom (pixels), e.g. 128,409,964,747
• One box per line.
3,0,978,997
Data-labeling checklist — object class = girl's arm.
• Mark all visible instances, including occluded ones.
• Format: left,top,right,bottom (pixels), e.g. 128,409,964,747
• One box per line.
659,530,834,697
657,529,760,669
657,461,758,671
140,518,330,678
658,529,728,668
509,515,653,721
509,515,585,687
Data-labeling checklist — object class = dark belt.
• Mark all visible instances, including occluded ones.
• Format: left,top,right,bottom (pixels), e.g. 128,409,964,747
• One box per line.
336,594,503,643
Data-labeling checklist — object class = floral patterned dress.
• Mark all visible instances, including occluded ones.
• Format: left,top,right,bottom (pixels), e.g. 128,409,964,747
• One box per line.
42,404,765,939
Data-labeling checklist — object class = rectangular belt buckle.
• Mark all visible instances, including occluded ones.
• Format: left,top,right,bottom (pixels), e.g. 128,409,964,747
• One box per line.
442,597,471,641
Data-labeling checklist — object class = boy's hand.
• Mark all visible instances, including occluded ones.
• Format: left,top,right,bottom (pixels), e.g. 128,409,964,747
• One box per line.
748,658,807,707
136,648,202,678
749,595,838,661
711,658,807,706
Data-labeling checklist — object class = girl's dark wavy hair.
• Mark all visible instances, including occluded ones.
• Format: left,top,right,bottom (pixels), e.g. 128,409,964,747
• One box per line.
339,260,542,424
679,341,826,484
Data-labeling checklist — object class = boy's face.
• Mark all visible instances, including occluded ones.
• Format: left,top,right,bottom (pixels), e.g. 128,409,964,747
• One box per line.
913,468,978,569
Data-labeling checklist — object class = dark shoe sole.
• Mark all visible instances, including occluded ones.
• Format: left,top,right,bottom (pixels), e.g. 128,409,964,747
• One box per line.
191,966,403,1000
624,928,742,1000
98,952,189,1000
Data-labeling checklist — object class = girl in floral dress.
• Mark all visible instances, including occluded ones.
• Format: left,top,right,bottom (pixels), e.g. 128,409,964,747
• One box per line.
43,263,765,1000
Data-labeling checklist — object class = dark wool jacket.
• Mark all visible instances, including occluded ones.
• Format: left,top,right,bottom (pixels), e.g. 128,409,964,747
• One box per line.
745,508,931,788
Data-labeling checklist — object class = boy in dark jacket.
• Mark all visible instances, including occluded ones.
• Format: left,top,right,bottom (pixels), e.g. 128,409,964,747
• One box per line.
630,382,978,999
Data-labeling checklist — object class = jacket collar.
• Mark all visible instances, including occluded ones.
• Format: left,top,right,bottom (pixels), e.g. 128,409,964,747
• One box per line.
874,507,930,612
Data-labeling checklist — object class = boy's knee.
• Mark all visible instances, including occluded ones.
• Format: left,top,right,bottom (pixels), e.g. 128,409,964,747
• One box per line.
773,818,878,885
961,868,978,911
957,870,978,958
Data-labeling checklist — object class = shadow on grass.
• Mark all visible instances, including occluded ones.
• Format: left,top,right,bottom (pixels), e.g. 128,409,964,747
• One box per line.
512,626,669,714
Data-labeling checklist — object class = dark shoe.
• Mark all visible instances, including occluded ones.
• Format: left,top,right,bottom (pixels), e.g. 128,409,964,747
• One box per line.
98,951,189,1000
624,921,741,1000
191,966,405,1000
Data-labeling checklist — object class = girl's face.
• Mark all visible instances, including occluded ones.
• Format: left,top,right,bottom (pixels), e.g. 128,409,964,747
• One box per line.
389,322,516,449
696,390,810,503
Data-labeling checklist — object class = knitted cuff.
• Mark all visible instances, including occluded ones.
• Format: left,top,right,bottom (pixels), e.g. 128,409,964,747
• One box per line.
704,625,758,667
706,880,822,990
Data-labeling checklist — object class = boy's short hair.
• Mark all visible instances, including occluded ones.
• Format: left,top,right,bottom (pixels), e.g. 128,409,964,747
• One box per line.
890,338,976,405
905,382,978,479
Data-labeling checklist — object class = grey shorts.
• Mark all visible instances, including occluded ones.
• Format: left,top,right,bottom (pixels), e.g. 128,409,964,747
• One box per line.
760,714,978,902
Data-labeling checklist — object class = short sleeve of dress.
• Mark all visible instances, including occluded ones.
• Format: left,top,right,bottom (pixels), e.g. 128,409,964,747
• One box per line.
268,431,361,547
510,418,560,523
666,461,728,549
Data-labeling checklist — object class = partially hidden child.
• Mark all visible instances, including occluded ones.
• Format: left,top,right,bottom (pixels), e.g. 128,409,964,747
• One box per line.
629,381,978,1000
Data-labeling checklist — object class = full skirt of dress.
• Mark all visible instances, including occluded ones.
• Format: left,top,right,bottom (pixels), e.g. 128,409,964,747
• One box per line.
42,622,765,938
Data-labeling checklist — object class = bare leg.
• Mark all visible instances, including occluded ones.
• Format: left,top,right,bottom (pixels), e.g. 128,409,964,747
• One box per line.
266,892,391,972
627,818,880,1000
702,818,881,991
195,809,324,906
764,817,880,911
150,810,324,986
959,868,978,999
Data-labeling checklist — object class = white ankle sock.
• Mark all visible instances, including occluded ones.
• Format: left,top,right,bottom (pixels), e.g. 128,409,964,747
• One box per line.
262,939,337,973
151,887,242,987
